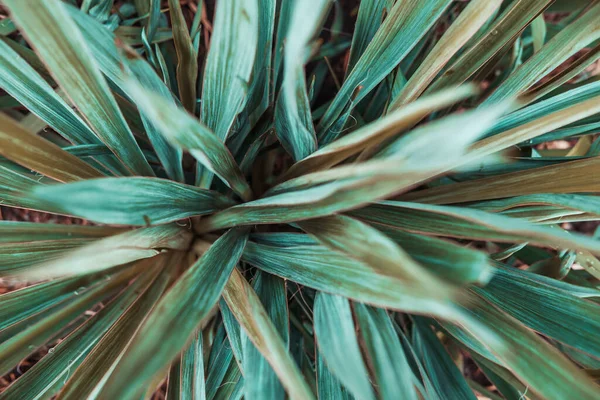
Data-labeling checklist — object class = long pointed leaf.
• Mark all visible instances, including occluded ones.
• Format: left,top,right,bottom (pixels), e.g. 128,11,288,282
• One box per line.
223,268,314,400
98,228,248,399
4,0,154,176
30,177,235,226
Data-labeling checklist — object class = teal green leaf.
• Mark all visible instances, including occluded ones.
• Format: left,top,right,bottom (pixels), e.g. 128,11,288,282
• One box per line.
201,0,258,140
223,268,314,400
428,0,552,92
317,0,452,144
354,304,417,400
30,177,235,226
55,256,175,400
390,0,502,108
0,37,98,146
180,330,207,400
0,239,95,275
205,326,236,400
286,85,477,179
0,270,109,331
412,318,476,400
450,294,600,400
314,293,374,400
353,201,600,254
487,79,600,139
475,265,600,359
199,101,508,232
298,215,455,299
122,79,253,201
375,226,492,285
98,228,248,399
221,300,244,366
485,3,600,105
273,100,511,195
402,158,600,204
242,272,287,400
243,239,462,318
0,266,160,400
0,265,139,376
346,0,394,75
0,221,123,243
3,0,154,176
9,224,191,281
65,6,185,182
275,0,330,160
238,0,276,130
316,350,352,400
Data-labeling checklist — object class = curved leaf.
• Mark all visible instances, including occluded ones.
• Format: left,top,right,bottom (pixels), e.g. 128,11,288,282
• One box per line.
30,177,235,226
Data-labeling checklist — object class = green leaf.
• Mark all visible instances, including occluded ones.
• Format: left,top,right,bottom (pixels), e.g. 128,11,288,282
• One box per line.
9,224,191,281
274,0,330,160
0,270,109,331
180,330,207,400
485,3,600,105
199,101,508,232
0,239,95,275
213,359,244,400
317,0,452,144
314,293,374,400
3,0,154,176
0,221,123,243
239,0,276,128
469,194,600,216
246,240,466,324
147,0,161,41
0,114,103,183
65,6,185,182
450,294,600,400
0,265,160,400
466,94,600,162
316,350,352,400
0,37,97,146
30,177,235,226
242,272,287,400
221,300,244,367
285,85,477,179
205,326,236,399
98,228,248,399
487,79,600,139
475,265,600,360
273,100,511,195
0,265,139,376
428,0,552,92
167,0,198,113
354,304,417,400
298,215,455,298
223,268,313,400
346,0,394,75
116,26,173,46
201,0,258,141
56,256,175,399
122,79,253,201
412,318,476,400
167,356,184,400
474,356,532,400
374,226,493,285
390,0,502,108
352,201,600,254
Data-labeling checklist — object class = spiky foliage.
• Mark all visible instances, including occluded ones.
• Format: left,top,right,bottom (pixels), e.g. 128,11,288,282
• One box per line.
1,0,600,398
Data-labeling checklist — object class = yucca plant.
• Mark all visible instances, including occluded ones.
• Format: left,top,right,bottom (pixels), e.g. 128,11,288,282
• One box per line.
1,0,600,398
